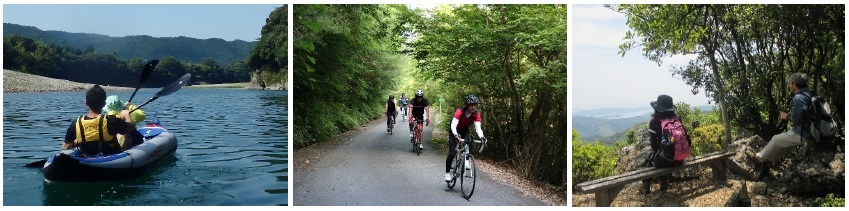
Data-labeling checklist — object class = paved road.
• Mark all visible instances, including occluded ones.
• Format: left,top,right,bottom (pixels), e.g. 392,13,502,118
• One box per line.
294,116,545,205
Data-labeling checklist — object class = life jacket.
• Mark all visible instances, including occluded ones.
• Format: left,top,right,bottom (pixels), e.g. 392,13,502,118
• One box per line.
104,104,145,149
74,115,120,155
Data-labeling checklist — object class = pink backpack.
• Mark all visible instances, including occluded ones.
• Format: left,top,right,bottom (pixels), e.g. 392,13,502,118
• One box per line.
660,118,692,162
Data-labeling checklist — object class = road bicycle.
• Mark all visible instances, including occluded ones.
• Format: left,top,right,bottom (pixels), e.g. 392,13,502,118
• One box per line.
411,117,426,156
401,105,407,122
387,112,396,135
446,137,485,200
400,106,408,122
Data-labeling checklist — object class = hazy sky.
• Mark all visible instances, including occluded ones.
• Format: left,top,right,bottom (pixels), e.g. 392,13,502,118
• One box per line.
572,4,712,111
3,4,281,41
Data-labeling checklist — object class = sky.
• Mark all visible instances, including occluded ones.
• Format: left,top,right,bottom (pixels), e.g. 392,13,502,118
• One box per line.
2,4,281,41
572,4,712,111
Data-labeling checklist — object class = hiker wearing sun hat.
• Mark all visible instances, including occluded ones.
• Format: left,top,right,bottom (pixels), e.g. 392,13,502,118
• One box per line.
640,94,692,194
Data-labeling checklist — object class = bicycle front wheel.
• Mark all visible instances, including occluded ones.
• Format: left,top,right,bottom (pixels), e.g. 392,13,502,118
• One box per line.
460,154,477,199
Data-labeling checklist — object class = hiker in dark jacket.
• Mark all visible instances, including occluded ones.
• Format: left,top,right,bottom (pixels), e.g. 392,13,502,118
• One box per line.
641,94,685,194
746,72,815,163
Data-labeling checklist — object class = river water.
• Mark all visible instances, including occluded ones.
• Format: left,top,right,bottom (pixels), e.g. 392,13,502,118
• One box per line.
3,88,288,205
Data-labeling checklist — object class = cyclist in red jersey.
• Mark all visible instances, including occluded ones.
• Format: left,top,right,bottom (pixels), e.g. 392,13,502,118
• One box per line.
444,95,488,181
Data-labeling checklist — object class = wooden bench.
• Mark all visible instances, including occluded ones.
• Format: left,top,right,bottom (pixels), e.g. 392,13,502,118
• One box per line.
576,150,737,207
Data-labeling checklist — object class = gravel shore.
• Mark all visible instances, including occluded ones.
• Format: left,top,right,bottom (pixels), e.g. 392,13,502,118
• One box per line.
4,70,134,93
188,83,250,88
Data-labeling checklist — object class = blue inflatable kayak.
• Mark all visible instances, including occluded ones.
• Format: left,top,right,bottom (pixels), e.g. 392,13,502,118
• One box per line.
42,121,177,182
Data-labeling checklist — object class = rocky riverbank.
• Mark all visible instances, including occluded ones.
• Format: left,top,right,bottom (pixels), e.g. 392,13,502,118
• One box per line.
188,83,250,88
4,70,133,93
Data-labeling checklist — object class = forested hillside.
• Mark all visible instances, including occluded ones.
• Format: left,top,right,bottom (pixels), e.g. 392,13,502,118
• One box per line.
247,6,288,89
4,23,255,64
3,6,288,87
4,35,251,87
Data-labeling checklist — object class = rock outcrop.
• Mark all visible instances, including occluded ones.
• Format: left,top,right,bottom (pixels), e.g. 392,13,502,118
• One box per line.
730,135,845,197
614,128,653,174
613,127,845,206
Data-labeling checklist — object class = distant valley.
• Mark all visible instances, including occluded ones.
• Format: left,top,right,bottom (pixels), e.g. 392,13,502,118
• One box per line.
573,114,648,143
573,105,715,144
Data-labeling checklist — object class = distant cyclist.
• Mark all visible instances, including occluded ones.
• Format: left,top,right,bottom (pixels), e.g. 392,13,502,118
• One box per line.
398,93,409,121
386,95,398,132
445,95,487,182
408,90,430,150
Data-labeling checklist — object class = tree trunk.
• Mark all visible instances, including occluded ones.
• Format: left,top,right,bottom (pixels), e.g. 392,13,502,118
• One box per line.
703,35,733,147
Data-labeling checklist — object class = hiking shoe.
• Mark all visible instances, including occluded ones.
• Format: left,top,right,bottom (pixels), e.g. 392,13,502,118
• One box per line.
659,180,669,191
745,148,766,163
639,182,651,194
444,173,452,181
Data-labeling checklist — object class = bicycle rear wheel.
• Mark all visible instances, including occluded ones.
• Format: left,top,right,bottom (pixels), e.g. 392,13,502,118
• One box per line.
460,154,477,199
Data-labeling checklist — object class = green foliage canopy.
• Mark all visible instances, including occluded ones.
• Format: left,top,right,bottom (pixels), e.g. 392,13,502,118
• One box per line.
248,6,288,84
572,129,617,186
411,4,567,186
293,5,413,148
618,5,845,141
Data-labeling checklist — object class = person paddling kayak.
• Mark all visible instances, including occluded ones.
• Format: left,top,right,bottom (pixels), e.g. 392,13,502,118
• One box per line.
62,85,136,156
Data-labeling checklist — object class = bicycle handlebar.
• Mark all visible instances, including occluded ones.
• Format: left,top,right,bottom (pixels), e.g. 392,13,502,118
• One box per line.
458,138,487,153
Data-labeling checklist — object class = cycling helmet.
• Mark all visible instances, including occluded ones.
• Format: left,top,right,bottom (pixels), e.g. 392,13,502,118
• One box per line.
465,95,480,105
415,90,424,97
